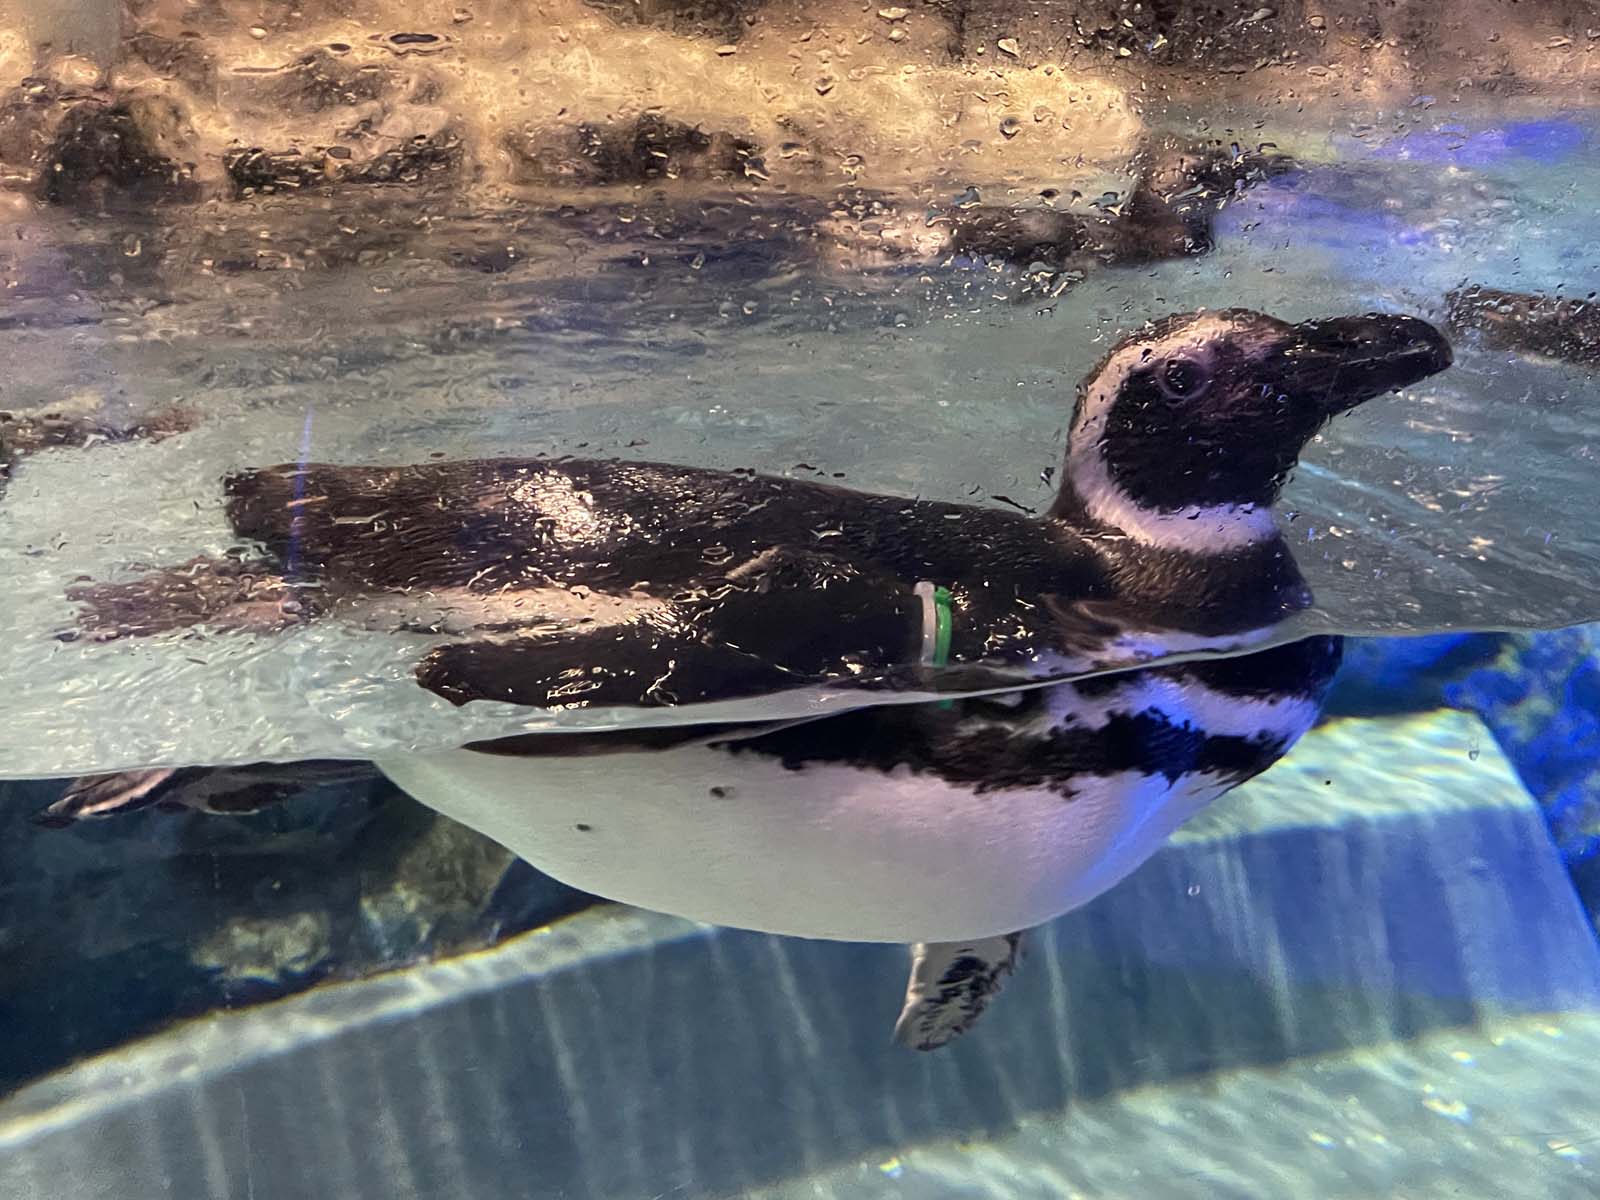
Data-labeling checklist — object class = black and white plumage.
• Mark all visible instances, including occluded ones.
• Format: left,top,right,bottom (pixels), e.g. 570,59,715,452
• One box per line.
33,761,376,827
0,404,194,488
1446,283,1600,368
821,134,1294,274
52,308,1451,1049
894,933,1024,1052
71,311,1451,707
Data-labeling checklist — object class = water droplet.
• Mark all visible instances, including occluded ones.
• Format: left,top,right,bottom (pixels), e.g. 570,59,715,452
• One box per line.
1468,741,1481,761
999,116,1022,139
815,77,836,96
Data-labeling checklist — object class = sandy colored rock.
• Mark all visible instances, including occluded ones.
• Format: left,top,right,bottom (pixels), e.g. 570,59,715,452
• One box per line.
0,0,1588,207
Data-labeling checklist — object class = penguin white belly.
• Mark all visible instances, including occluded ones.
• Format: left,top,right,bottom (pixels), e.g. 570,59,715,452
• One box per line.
374,747,1231,943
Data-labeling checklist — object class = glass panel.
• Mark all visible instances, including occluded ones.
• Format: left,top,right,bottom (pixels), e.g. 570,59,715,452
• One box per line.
1,4,1597,1198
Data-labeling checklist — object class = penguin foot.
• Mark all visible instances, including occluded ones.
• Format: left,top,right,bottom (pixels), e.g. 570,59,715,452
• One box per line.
894,932,1025,1051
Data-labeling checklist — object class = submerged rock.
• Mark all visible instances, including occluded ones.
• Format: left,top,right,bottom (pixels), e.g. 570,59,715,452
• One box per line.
1331,628,1600,866
0,772,592,1090
1442,628,1600,863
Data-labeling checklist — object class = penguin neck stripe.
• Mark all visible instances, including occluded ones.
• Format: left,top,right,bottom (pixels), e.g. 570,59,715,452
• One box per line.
1065,365,1279,551
1067,442,1279,552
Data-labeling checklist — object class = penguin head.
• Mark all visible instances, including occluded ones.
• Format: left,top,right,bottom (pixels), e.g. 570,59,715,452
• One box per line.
1137,135,1297,210
1115,137,1297,260
1056,310,1452,550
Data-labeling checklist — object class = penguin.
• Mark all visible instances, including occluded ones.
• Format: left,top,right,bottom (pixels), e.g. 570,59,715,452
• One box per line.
33,761,379,828
1446,283,1599,368
821,134,1294,275
0,404,194,489
50,307,1452,1048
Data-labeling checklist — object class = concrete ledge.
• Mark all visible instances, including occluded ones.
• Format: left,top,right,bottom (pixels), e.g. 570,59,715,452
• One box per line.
752,1011,1600,1199
2,711,1596,1199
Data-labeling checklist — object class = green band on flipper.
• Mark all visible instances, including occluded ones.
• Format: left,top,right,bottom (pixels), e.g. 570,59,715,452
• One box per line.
932,586,953,668
912,581,955,710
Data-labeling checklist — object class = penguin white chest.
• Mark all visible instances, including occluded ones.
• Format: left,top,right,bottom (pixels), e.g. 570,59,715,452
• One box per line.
374,741,1236,944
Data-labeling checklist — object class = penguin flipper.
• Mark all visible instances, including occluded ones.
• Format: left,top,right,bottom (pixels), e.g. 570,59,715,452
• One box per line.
416,626,813,709
34,768,188,827
418,548,921,709
892,932,1024,1052
65,556,316,641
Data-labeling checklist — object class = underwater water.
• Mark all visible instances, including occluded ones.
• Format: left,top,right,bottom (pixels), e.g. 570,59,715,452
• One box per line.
2,3,1600,1198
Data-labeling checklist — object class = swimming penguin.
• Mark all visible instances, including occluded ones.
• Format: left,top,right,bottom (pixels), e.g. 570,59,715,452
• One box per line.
823,134,1293,273
1446,283,1599,368
50,307,1451,1048
0,403,194,488
33,760,380,828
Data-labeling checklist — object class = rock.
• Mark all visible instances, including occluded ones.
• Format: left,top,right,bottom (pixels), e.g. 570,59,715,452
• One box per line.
0,0,1593,208
506,112,761,187
1325,633,1508,718
194,911,333,986
1442,627,1600,862
0,30,31,95
225,126,462,195
3,91,195,206
1330,628,1600,865
0,773,593,1090
580,0,768,43
124,31,219,93
0,0,121,73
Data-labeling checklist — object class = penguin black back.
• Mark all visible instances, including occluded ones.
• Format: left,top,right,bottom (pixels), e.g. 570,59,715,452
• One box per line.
69,308,1450,714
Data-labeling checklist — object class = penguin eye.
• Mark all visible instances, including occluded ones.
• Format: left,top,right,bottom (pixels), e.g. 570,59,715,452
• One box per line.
1157,356,1212,401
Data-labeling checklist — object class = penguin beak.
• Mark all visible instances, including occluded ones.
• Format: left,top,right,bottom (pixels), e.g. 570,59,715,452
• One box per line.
1276,314,1453,415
